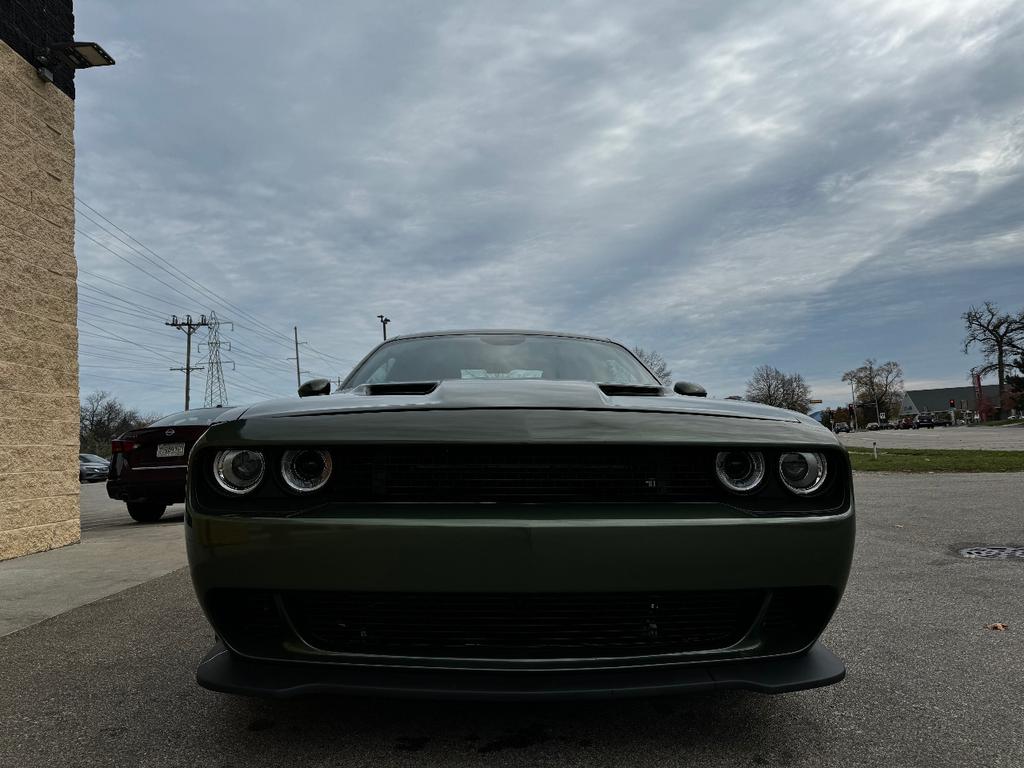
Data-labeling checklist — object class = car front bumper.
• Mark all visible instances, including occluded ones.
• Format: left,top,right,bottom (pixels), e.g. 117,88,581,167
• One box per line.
186,503,854,697
196,638,845,700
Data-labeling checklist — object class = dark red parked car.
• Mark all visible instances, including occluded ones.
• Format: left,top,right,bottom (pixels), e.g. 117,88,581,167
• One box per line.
107,407,232,522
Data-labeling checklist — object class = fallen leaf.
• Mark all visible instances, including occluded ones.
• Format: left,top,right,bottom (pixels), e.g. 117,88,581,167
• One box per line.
985,623,1008,631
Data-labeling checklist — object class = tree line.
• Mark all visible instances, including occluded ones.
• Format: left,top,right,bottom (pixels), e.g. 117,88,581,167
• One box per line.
80,391,161,457
739,301,1024,421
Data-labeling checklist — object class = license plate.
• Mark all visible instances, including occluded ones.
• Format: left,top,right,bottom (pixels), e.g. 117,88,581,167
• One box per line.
156,442,186,458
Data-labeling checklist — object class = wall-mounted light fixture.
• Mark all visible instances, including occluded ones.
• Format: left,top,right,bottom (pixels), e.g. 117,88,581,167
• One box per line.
35,41,115,83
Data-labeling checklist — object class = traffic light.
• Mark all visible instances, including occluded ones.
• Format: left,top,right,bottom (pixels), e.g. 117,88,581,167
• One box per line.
949,398,956,408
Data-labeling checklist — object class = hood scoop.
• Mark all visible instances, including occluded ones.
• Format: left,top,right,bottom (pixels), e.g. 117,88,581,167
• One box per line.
598,383,666,397
355,381,440,396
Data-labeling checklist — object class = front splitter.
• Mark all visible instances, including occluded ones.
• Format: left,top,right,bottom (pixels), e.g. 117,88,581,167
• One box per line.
195,642,845,700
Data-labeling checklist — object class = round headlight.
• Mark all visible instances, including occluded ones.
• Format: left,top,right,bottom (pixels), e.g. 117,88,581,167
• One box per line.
213,449,265,494
281,448,332,492
715,451,766,494
778,452,828,495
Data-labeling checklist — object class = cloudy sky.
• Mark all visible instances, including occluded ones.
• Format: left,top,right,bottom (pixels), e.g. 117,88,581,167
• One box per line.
73,0,1024,416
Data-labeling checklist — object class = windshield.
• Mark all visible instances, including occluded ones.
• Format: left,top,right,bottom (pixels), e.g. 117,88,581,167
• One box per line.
344,334,658,388
147,408,225,427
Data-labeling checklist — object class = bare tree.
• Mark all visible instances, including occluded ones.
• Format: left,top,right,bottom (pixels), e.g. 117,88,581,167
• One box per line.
842,359,904,421
745,365,812,413
79,391,159,457
631,346,673,385
962,302,1024,418
1007,354,1024,414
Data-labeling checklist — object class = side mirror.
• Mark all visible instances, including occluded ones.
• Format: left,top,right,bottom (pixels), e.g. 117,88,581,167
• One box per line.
673,381,707,397
298,378,331,398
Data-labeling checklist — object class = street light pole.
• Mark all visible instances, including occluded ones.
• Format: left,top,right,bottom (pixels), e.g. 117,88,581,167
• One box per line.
869,362,882,426
849,379,858,431
377,314,390,341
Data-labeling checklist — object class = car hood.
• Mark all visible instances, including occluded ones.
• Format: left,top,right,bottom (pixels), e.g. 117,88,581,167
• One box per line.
236,380,823,426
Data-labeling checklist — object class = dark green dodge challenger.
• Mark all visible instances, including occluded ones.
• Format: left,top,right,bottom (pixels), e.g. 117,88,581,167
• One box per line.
186,330,854,699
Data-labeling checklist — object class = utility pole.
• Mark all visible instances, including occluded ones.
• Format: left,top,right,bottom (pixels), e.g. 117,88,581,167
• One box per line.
166,314,209,411
377,314,390,340
288,326,308,388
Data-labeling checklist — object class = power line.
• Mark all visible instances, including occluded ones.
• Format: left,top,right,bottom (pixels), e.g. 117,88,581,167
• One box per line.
76,226,214,310
79,303,288,389
76,330,178,359
78,273,183,315
77,373,184,391
224,347,293,376
223,379,278,400
79,286,290,370
75,198,297,345
74,197,352,393
305,342,351,367
78,303,166,327
78,277,291,362
75,198,354,363
77,320,181,361
78,349,175,370
80,264,295,357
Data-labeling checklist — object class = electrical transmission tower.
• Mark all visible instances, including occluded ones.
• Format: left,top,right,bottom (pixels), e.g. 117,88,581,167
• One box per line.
202,311,234,407
166,314,209,411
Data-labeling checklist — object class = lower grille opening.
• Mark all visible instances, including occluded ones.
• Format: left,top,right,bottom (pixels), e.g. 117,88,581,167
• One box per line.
760,586,839,653
207,587,840,663
206,589,288,656
282,590,764,659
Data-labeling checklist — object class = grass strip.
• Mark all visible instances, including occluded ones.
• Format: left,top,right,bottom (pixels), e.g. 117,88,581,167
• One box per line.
848,448,1024,472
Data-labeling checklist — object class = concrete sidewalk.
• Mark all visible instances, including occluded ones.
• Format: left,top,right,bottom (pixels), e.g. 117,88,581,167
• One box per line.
0,483,187,636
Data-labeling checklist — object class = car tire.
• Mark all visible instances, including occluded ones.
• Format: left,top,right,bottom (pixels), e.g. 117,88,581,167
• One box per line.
126,502,166,523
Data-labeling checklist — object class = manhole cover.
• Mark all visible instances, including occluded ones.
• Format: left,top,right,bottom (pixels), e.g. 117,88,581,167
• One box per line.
959,546,1024,560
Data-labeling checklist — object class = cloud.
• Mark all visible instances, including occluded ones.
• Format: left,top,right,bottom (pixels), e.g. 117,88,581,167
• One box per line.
71,0,1024,414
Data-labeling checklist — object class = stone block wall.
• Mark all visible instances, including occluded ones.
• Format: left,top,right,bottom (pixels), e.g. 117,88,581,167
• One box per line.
0,39,79,560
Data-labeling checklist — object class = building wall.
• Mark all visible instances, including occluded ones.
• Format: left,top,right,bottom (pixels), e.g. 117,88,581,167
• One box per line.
0,38,79,560
901,385,1001,416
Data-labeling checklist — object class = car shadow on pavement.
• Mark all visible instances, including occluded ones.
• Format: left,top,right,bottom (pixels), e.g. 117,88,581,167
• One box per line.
208,689,811,762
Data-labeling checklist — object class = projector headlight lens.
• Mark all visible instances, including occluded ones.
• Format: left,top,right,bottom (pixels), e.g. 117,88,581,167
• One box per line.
281,448,332,492
714,451,766,494
213,449,265,494
778,452,828,495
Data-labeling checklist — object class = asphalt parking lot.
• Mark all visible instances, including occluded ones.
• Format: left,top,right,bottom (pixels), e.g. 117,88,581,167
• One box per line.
77,480,186,532
839,424,1024,451
2,473,1022,767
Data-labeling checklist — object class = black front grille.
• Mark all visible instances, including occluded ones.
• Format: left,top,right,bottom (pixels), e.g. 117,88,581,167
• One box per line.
283,590,763,658
329,444,715,503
